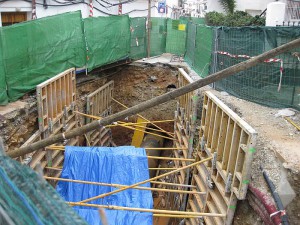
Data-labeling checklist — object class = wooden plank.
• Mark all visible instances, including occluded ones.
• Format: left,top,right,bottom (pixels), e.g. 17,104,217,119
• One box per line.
131,118,147,147
36,68,76,132
221,119,234,170
226,124,242,174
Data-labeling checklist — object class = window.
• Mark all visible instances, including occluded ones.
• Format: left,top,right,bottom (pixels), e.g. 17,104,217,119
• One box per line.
1,12,27,26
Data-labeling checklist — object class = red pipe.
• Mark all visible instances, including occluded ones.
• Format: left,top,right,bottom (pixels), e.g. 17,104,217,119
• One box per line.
248,184,282,225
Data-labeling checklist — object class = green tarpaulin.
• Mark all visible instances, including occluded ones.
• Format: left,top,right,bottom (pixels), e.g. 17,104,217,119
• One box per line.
193,26,213,77
0,34,8,105
130,17,147,59
149,18,167,56
166,18,187,55
84,15,131,71
1,11,86,102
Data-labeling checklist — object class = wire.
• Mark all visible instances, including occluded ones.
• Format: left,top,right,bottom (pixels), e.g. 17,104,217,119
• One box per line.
19,0,115,15
123,5,157,15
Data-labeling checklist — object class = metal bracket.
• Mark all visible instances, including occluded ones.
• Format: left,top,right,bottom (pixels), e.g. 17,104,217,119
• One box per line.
70,102,75,111
180,107,185,119
48,118,53,134
186,121,190,135
200,135,206,151
206,173,215,189
212,152,217,169
225,173,233,193
176,102,180,113
62,118,68,131
22,156,32,165
63,106,68,119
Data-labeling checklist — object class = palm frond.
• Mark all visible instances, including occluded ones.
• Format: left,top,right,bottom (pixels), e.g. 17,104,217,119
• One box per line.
219,0,236,14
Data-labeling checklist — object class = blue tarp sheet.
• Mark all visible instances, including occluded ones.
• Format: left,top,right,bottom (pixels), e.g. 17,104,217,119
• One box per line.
56,146,153,225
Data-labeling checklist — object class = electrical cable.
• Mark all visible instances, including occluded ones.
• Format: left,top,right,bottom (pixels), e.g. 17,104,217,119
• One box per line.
18,0,115,15
123,5,157,15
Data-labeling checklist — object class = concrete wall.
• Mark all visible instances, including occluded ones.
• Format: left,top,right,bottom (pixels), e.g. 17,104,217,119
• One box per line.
0,0,179,26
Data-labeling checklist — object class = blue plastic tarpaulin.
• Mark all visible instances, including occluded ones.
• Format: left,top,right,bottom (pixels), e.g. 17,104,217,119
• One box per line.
56,146,153,225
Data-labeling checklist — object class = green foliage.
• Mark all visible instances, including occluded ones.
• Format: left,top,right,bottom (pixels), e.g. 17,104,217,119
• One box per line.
219,0,236,14
205,11,266,27
205,12,226,26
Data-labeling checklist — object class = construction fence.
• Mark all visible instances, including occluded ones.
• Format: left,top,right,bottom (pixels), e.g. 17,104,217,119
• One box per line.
0,11,299,110
0,12,187,105
185,23,300,110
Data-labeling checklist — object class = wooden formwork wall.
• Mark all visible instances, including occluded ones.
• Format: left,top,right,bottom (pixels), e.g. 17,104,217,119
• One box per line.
85,81,114,146
186,91,257,225
173,68,198,203
21,68,79,178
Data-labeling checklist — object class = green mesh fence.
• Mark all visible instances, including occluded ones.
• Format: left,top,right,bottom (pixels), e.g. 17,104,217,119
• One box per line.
185,23,213,77
185,22,196,67
166,18,187,55
84,15,131,71
0,38,8,105
1,11,86,103
193,26,213,77
149,18,167,56
130,17,147,60
0,154,87,225
190,17,206,25
213,27,300,110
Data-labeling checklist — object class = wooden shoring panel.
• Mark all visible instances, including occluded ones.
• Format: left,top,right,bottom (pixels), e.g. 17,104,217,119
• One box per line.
173,68,200,210
33,68,79,179
36,68,76,132
187,91,257,225
86,81,114,147
177,68,194,118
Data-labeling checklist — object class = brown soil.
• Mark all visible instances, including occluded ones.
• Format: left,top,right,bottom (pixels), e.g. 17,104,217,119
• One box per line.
106,63,178,146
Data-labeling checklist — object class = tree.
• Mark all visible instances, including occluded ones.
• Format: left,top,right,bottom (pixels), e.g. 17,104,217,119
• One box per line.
219,0,236,14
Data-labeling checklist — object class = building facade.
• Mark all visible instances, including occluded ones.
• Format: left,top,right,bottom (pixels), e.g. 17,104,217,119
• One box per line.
0,0,180,26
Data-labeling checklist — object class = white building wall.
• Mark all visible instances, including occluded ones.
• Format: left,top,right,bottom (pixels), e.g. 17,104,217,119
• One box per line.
202,0,287,17
0,0,179,26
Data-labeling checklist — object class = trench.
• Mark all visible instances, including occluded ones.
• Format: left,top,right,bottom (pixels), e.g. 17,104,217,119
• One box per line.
0,62,264,225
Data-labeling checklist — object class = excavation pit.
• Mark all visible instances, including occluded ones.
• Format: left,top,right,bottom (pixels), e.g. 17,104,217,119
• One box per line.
0,62,299,225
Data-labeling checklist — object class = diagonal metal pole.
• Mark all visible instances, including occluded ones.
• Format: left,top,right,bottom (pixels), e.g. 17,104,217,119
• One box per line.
7,38,300,158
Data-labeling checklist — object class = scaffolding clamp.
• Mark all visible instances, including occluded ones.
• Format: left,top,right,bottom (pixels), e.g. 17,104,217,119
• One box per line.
212,152,217,169
225,173,233,193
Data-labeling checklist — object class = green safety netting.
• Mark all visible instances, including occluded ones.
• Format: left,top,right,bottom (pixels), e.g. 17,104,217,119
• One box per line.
214,27,300,110
149,18,167,56
193,26,213,77
166,18,187,55
0,154,87,225
130,17,147,59
84,15,131,71
185,23,213,77
190,17,206,25
185,22,196,67
1,11,86,103
0,37,8,105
